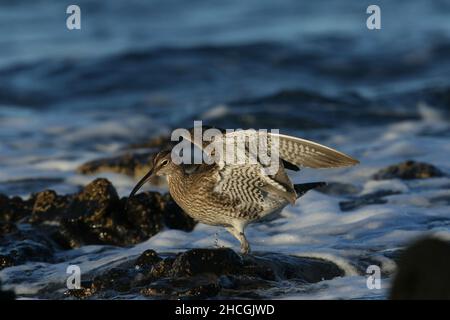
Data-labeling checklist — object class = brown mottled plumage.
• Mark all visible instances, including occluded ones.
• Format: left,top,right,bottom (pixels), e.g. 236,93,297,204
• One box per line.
129,131,359,254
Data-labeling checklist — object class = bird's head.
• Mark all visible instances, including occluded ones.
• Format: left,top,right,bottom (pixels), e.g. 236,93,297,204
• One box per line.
128,150,174,200
151,149,175,177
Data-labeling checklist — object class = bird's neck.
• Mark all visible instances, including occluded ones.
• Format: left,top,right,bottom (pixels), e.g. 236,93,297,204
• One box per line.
167,165,187,191
166,165,193,212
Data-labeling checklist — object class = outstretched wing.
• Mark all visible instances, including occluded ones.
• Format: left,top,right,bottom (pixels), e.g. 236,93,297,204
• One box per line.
268,132,359,168
216,130,359,168
186,129,359,169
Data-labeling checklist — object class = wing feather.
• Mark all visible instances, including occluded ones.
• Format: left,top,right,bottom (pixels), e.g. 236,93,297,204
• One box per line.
272,133,359,168
181,128,359,169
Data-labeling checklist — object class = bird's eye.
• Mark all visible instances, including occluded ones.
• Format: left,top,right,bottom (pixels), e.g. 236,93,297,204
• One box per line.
160,159,169,167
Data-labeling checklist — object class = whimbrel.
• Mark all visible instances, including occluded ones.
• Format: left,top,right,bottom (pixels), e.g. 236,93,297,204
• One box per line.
129,130,359,254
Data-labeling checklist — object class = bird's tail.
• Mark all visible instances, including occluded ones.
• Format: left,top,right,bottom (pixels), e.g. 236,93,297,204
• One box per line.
294,182,326,198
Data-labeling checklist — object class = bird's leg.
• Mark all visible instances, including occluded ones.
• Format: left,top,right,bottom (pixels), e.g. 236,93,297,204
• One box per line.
226,225,251,255
239,232,250,255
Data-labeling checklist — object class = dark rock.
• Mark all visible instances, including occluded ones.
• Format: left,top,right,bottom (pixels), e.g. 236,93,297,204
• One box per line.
92,268,132,293
29,178,120,224
0,224,57,269
135,249,162,269
65,280,96,299
0,194,34,222
77,134,173,180
1,240,55,267
149,257,176,278
1,177,196,251
170,248,243,277
65,288,95,299
31,179,174,248
218,274,274,294
140,283,173,297
243,253,344,283
181,280,221,299
124,192,165,237
373,160,444,180
390,237,450,300
140,249,343,298
37,178,138,248
68,178,120,222
30,190,68,223
77,152,154,178
55,219,121,248
61,248,344,299
339,190,401,211
141,275,221,299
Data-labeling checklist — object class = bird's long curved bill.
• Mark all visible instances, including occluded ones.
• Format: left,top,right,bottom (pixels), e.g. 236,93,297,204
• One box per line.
126,168,154,209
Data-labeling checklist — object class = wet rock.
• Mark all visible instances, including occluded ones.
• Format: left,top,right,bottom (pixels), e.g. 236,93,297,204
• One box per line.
65,280,97,299
390,237,450,300
54,219,122,249
0,244,54,270
124,192,165,237
170,248,243,277
125,192,197,235
181,279,221,299
339,190,401,211
135,249,162,269
141,249,342,299
0,177,195,270
244,253,343,283
149,257,176,278
0,223,56,269
0,194,34,222
142,275,221,299
373,160,444,180
69,178,121,222
29,179,135,248
0,237,55,268
77,134,173,179
77,152,154,178
65,287,95,299
30,190,69,224
92,268,133,293
83,262,158,299
63,248,344,299
1,177,196,252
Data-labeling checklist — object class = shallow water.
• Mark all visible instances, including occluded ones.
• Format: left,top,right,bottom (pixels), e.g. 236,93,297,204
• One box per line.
0,0,450,299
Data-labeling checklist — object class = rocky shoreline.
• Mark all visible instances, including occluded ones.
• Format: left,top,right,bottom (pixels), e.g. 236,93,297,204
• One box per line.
65,248,344,299
1,178,196,272
0,158,447,299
